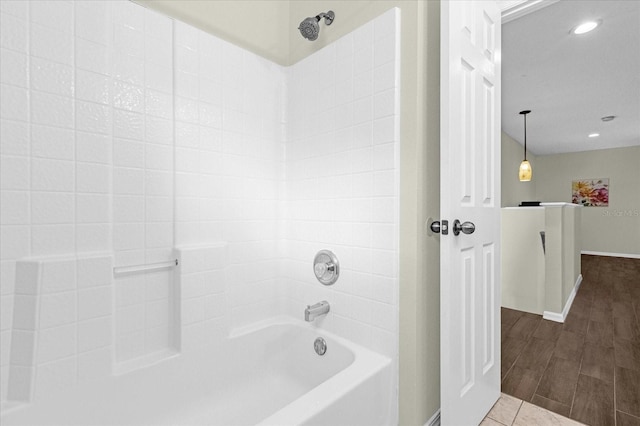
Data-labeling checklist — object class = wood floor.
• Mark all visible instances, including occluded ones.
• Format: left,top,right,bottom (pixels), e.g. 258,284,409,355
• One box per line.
501,255,640,426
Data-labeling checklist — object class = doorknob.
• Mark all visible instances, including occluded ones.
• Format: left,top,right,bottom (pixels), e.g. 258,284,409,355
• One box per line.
453,219,475,236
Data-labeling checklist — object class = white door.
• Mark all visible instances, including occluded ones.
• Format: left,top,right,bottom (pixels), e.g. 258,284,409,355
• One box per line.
440,1,502,425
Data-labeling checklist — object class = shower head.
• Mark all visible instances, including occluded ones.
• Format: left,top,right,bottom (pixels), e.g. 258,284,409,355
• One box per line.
298,11,335,41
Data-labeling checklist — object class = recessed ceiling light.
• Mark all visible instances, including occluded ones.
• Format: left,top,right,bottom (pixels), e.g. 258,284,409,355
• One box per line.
588,133,600,138
571,20,601,35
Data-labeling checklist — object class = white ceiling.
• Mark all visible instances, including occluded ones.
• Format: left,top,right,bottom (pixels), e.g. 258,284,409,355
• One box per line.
501,0,640,156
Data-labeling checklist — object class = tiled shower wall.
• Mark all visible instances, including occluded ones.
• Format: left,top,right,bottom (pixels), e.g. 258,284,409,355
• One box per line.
0,0,399,404
172,21,284,330
283,10,400,358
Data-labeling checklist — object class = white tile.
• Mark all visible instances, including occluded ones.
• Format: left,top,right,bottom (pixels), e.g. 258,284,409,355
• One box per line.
113,0,145,32
0,119,29,156
0,84,28,121
0,294,13,331
145,299,169,328
0,156,29,190
30,1,73,34
373,89,395,119
31,225,75,256
144,35,173,67
373,143,395,171
113,25,144,59
77,163,110,193
144,325,170,353
76,101,112,135
113,81,144,113
145,63,172,93
145,197,173,222
9,330,34,366
374,34,396,68
0,13,27,53
145,171,173,196
36,324,76,363
34,356,77,402
374,9,396,41
30,24,72,65
78,286,112,321
31,91,73,129
77,347,111,383
175,21,199,51
76,132,112,164
31,158,74,192
0,191,29,225
40,259,76,294
113,167,144,195
1,48,27,87
31,192,75,225
113,138,144,168
30,57,73,97
372,116,395,145
14,261,39,295
145,116,173,145
6,365,34,401
39,292,76,329
116,305,145,334
75,38,110,76
77,256,112,288
115,277,145,307
1,329,12,365
76,224,110,252
1,1,28,20
78,317,112,353
145,9,172,42
182,297,205,324
113,109,144,141
145,89,173,119
113,53,144,86
76,194,110,224
75,1,111,45
31,124,75,161
373,61,396,93
113,223,144,251
145,222,173,248
76,69,111,105
113,195,144,223
145,143,173,171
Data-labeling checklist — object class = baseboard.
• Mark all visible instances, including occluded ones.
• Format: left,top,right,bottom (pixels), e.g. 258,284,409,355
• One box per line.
543,274,582,323
424,409,441,426
582,251,640,259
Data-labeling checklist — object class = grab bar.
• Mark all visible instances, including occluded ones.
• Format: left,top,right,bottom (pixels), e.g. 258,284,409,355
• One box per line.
113,259,178,276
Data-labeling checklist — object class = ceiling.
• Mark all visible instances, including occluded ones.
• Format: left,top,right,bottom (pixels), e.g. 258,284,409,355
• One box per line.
501,0,640,156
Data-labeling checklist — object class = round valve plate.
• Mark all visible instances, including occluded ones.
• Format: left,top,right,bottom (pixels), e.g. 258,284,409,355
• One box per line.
313,249,339,285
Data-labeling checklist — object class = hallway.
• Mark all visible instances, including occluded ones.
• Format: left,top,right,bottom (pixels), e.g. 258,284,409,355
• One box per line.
501,255,640,425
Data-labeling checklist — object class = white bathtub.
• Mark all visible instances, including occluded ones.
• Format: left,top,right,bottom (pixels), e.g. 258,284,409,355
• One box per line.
1,318,393,425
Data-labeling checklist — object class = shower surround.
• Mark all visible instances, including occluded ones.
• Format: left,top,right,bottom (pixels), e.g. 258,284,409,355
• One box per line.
0,1,400,422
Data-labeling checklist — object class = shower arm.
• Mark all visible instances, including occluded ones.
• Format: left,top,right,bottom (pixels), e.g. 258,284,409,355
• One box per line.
316,11,335,25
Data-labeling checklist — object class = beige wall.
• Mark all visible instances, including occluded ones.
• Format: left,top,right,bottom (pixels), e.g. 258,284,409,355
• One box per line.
134,1,291,65
135,1,441,424
535,146,640,256
501,131,537,207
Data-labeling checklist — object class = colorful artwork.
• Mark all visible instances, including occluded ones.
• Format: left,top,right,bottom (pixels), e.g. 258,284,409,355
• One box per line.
572,178,609,207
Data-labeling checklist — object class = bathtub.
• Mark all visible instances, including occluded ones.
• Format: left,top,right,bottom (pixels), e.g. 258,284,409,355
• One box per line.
1,318,394,425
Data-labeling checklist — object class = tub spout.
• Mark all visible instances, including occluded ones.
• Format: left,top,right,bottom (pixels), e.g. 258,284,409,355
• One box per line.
305,301,330,322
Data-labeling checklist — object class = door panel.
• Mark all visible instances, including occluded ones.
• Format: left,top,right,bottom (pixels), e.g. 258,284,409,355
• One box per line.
441,1,502,425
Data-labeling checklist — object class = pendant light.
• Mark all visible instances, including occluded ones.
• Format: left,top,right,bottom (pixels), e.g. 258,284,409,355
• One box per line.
518,110,532,182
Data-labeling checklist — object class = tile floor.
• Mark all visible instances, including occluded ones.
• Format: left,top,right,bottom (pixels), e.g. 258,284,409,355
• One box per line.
482,393,586,426
500,255,640,426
